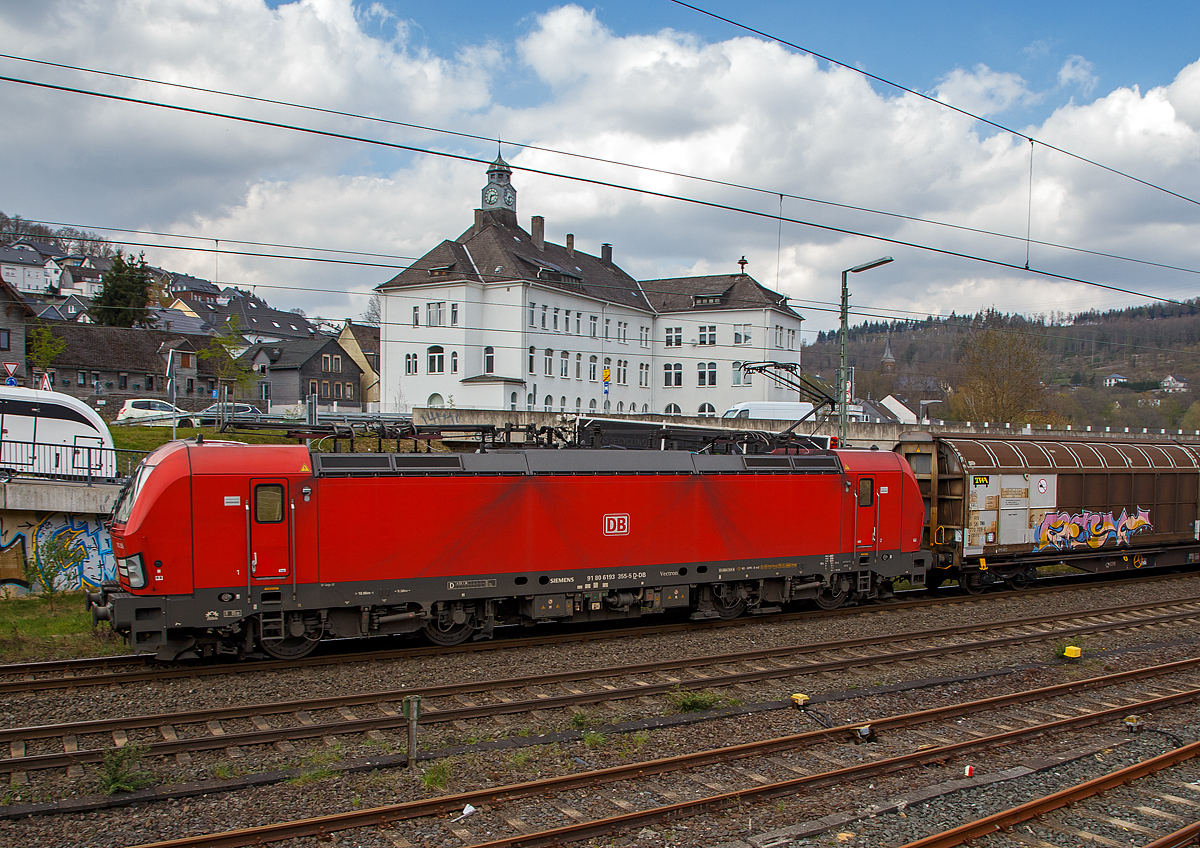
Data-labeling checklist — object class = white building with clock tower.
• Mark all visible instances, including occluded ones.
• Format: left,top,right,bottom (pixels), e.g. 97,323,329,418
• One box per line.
377,158,804,416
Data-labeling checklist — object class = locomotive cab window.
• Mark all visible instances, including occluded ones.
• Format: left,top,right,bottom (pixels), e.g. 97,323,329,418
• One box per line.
254,484,285,523
858,478,874,508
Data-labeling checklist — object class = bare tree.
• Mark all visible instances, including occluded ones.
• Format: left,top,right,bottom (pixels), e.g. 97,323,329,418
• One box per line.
360,293,381,326
956,324,1047,424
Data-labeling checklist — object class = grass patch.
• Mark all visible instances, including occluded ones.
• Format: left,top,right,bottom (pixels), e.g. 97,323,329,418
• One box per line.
581,730,607,749
569,710,595,730
288,768,336,786
421,759,453,791
508,749,535,768
664,687,726,713
98,744,153,794
0,593,133,663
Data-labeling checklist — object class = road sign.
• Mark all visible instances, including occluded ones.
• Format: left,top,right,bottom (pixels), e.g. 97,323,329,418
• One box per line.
4,377,15,387
602,367,611,382
39,373,52,391
2,363,16,377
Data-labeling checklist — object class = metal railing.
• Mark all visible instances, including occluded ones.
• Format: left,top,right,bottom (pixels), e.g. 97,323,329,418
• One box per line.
0,439,148,484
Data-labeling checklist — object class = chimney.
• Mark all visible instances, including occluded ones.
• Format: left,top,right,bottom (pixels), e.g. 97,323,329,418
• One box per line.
566,234,574,256
473,209,484,236
601,243,612,264
532,215,545,250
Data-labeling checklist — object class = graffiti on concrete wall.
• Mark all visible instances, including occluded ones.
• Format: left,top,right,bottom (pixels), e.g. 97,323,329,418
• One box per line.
1033,507,1152,553
0,511,114,591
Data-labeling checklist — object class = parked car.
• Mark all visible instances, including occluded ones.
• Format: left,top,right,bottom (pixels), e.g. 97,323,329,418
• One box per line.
194,402,262,426
114,399,193,427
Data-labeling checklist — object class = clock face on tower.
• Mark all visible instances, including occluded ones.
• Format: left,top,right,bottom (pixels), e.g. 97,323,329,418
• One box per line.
503,188,516,207
484,187,499,205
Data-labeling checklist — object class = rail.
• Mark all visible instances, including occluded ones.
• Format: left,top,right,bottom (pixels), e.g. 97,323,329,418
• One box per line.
0,438,147,483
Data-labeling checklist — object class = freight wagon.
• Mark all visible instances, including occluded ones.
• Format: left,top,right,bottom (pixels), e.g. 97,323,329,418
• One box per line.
895,433,1200,591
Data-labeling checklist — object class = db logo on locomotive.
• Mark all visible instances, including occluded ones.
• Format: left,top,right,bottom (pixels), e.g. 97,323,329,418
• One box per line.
603,514,630,536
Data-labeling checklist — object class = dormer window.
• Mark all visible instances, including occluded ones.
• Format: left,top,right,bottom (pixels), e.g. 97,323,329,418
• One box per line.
694,295,722,306
427,264,454,277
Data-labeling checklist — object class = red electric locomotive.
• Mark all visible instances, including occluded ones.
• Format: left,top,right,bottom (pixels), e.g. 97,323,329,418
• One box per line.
91,439,927,660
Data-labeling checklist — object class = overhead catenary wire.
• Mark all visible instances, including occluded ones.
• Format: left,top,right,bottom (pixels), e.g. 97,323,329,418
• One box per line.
2,54,1199,282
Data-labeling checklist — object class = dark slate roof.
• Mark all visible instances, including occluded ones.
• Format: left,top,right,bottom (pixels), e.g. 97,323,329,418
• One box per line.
168,273,221,295
0,244,46,267
344,321,379,355
183,293,318,340
42,324,230,376
639,273,801,318
238,337,360,373
379,209,652,313
7,239,66,260
36,305,64,321
149,308,214,335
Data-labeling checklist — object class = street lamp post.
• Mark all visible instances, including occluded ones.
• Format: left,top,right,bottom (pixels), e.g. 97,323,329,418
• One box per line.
839,256,894,445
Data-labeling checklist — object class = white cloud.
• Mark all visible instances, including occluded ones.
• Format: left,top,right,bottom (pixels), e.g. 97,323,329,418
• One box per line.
934,64,1038,116
1057,55,1098,97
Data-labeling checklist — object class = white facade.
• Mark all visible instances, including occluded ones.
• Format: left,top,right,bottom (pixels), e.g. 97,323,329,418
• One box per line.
380,282,802,415
0,253,53,294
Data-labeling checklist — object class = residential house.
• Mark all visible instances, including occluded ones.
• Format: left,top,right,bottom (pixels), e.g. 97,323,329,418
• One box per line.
0,243,56,295
0,276,34,383
1103,373,1127,388
174,289,318,345
167,273,222,304
338,320,381,408
1161,374,1188,393
32,323,233,415
240,337,362,413
377,157,803,415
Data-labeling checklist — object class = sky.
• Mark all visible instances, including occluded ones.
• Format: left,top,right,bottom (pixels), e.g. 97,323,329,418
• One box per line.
2,0,1199,336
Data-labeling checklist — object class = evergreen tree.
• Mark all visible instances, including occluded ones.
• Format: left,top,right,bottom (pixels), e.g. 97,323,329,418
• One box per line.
89,253,152,327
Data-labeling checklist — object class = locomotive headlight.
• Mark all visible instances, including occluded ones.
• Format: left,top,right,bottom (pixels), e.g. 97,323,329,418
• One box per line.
119,554,146,589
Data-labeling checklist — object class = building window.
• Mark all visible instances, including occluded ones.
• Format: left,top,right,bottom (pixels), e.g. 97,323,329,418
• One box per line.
560,351,570,377
405,353,417,375
590,315,598,337
734,324,752,345
639,326,650,348
617,321,628,343
698,403,716,417
560,395,566,412
345,382,354,400
617,401,624,414
180,353,193,368
186,377,194,394
260,382,271,401
510,392,517,411
334,382,343,399
118,373,128,390
451,303,458,326
413,306,419,327
427,345,445,373
616,360,628,385
78,370,86,387
322,354,331,371
698,362,717,386
775,324,784,348
544,394,553,411
664,363,682,387
604,400,611,413
589,398,597,411
787,328,796,350
428,393,444,407
553,308,559,331
427,302,446,326
333,355,342,372
450,351,458,374
698,325,716,345
309,380,317,396
575,353,582,379
0,329,9,351
564,309,571,333
321,381,330,398
638,362,649,387
529,347,536,374
529,302,536,326
526,393,533,411
575,397,581,411
589,356,598,382
484,346,495,373
576,313,582,334
604,318,611,340
146,375,154,391
665,403,681,415
544,349,554,376
541,304,548,329
665,327,682,347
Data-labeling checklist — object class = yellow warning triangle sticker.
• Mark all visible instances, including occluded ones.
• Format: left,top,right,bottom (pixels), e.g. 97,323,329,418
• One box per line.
300,464,310,472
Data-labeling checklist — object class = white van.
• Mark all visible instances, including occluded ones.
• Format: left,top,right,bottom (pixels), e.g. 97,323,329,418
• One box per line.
0,386,116,478
722,401,816,422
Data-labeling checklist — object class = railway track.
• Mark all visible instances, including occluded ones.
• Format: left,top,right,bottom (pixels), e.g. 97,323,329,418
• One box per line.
3,596,1199,787
3,572,1196,693
113,661,1200,848
897,740,1200,848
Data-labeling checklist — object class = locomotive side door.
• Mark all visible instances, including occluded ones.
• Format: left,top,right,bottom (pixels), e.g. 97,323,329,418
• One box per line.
855,476,878,550
249,478,291,579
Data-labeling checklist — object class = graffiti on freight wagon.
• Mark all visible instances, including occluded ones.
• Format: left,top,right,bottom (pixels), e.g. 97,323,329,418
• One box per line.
1033,507,1152,553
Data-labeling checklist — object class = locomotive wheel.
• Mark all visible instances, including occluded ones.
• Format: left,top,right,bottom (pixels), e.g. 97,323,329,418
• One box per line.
1005,568,1035,590
258,634,320,660
711,585,746,620
814,586,848,610
423,619,475,646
